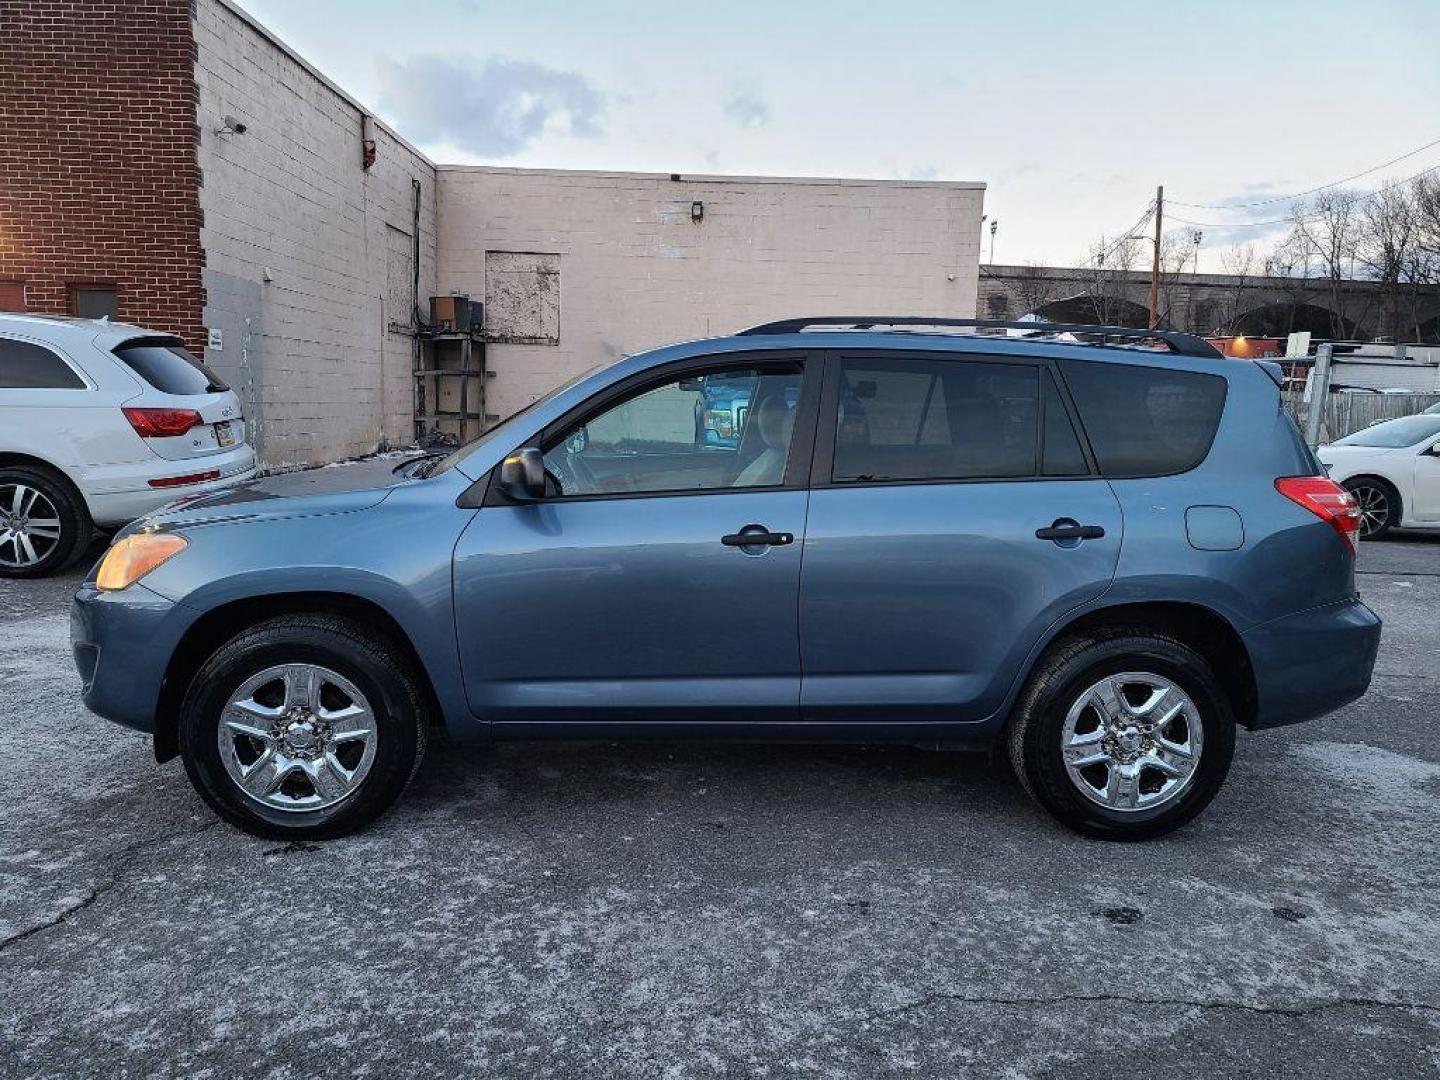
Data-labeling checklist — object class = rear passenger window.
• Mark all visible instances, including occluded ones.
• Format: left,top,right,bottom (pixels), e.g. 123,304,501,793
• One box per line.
114,339,228,395
0,338,85,389
1042,370,1088,476
1060,360,1226,477
833,357,1038,481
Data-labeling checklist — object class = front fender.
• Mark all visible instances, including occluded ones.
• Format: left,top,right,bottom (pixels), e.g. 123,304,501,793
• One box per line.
139,480,481,738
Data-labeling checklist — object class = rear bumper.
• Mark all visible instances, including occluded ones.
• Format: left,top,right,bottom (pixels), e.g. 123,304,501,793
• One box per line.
81,445,257,527
1242,597,1381,730
71,582,190,734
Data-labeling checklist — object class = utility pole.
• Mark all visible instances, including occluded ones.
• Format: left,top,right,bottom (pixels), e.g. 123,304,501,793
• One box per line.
989,219,998,265
1147,184,1163,329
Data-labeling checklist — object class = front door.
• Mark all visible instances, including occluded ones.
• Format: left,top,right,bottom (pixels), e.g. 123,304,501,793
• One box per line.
799,351,1123,726
453,355,817,726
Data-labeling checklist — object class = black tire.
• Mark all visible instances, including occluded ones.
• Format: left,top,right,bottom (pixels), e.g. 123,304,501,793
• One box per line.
1007,630,1236,841
1342,477,1398,540
0,464,92,578
179,615,428,840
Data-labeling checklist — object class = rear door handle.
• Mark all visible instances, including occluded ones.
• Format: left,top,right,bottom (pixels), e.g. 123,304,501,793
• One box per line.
1035,523,1106,541
722,527,794,547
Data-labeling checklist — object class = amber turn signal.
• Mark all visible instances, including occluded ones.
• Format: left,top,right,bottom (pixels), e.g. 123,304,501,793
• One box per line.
96,533,188,591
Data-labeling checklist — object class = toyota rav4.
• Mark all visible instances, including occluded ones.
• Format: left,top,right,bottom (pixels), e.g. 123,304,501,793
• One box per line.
72,317,1381,841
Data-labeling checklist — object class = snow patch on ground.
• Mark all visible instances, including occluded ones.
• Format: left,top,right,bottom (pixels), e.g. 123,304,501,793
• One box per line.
0,612,74,688
1291,740,1440,812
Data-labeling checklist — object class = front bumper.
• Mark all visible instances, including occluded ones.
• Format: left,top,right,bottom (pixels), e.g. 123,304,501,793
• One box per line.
1242,597,1381,729
71,582,188,734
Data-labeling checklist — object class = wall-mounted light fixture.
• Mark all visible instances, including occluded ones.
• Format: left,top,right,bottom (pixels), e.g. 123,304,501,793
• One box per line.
691,201,704,223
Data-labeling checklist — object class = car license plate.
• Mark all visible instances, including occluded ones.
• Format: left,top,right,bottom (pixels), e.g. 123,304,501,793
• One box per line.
215,421,236,448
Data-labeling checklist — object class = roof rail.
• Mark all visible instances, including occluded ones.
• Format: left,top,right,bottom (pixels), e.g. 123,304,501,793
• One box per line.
734,316,1223,359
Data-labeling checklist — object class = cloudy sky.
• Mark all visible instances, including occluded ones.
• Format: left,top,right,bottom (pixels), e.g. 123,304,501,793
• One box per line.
241,0,1439,271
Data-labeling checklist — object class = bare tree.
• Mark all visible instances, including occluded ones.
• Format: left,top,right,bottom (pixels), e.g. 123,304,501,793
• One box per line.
1353,180,1419,340
1216,243,1258,334
1079,236,1144,325
1285,189,1362,338
1012,262,1055,318
1406,173,1440,340
1154,231,1196,330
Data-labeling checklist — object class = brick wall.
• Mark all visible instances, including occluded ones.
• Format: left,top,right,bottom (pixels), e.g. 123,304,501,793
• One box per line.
436,169,985,419
0,0,204,350
193,0,437,467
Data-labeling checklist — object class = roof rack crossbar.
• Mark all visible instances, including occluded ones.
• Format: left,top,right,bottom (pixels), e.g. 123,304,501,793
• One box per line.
735,316,1222,359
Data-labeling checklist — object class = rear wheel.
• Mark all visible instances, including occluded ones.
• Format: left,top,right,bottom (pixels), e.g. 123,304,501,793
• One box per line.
1342,477,1397,539
1008,630,1235,840
179,615,428,839
0,465,92,578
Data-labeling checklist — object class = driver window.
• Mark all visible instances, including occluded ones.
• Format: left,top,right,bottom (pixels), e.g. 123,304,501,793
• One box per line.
542,365,804,497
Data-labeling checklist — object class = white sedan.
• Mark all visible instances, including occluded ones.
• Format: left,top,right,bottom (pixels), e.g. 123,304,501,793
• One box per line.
1317,414,1440,539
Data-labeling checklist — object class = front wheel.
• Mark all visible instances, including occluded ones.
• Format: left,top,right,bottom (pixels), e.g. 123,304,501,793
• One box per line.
1342,477,1397,539
179,615,428,839
1007,631,1235,840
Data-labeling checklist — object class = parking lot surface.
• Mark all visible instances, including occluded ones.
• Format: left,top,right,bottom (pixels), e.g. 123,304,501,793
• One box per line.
3,536,1439,1078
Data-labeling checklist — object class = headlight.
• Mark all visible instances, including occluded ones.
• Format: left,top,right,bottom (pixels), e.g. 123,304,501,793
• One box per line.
96,533,188,591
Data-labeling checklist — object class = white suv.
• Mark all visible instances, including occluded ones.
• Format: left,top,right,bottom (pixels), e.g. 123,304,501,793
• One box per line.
0,313,257,577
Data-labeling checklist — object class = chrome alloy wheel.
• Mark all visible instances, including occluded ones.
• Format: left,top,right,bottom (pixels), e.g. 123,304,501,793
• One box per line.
1350,483,1389,537
1060,672,1204,813
218,664,378,813
0,483,62,569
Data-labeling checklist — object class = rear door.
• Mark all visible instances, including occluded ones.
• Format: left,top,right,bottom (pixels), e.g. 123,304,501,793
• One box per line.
799,350,1122,725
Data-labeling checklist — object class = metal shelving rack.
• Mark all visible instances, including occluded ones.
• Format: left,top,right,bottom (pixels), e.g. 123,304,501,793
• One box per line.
412,329,489,446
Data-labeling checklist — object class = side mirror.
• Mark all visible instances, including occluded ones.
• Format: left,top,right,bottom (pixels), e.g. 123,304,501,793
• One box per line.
1430,441,1440,457
498,447,546,501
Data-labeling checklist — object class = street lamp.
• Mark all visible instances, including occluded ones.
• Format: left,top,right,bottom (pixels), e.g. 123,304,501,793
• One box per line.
989,219,999,264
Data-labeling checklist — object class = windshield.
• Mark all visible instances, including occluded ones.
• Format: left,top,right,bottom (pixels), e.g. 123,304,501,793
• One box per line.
1334,415,1440,449
428,363,608,477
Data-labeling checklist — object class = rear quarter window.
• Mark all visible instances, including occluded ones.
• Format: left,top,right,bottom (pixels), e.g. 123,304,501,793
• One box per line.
113,338,228,395
0,337,85,389
1060,359,1227,477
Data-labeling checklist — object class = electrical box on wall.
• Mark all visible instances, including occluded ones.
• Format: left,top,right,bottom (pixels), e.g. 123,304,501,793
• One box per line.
430,294,481,333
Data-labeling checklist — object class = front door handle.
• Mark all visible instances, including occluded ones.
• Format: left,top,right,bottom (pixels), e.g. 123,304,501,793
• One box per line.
722,526,794,547
1035,522,1106,541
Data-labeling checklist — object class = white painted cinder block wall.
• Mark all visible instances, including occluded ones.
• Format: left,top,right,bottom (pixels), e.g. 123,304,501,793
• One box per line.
194,0,437,467
436,168,985,420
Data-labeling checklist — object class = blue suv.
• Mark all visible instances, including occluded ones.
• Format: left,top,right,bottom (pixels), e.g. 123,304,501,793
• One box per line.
72,317,1381,841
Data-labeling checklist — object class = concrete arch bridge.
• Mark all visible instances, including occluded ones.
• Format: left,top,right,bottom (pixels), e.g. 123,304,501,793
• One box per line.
977,265,1440,342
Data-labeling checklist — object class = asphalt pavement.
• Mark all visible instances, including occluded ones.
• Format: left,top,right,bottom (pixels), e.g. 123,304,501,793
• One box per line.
2,535,1439,1078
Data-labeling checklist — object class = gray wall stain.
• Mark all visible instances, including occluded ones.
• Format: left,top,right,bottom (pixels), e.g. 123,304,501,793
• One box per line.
202,268,265,458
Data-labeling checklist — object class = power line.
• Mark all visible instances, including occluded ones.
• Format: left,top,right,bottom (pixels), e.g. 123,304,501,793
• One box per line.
1093,200,1156,262
1166,163,1440,231
1169,134,1440,209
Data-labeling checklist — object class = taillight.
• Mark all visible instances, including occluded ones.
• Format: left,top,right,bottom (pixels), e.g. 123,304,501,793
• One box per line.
123,406,203,438
1275,475,1362,552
